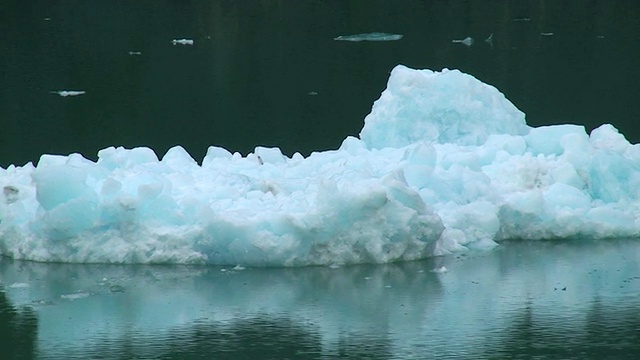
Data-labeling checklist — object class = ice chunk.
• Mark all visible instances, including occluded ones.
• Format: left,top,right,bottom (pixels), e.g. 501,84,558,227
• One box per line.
2,65,640,267
334,32,403,42
50,90,85,97
9,282,30,288
452,37,474,46
360,66,528,149
430,266,448,273
172,39,194,45
485,33,494,47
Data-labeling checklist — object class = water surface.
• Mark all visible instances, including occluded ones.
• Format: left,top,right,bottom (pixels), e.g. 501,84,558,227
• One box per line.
2,239,640,359
1,0,639,167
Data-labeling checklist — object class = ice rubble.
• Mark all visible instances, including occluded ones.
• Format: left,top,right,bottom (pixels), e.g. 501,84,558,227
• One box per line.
2,65,640,266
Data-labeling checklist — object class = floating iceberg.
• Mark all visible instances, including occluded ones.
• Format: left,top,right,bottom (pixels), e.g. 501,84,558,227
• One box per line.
2,65,640,266
172,39,194,45
50,90,86,97
452,37,474,46
333,32,403,42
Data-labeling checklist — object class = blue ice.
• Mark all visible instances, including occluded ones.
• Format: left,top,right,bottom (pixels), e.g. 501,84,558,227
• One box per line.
2,65,640,266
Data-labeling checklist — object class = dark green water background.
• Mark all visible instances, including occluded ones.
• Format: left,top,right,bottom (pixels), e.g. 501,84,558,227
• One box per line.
2,1,640,358
1,0,639,168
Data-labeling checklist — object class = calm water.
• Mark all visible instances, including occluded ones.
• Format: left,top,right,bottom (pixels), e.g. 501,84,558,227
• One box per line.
2,239,640,359
2,1,640,358
1,0,639,167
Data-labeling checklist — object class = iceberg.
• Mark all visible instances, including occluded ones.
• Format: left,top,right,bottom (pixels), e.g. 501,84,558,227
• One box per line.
2,65,640,266
452,37,474,46
172,39,194,45
50,90,86,97
333,33,403,42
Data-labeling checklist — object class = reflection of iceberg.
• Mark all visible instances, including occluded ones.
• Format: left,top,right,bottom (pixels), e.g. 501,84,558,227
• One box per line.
2,239,639,358
3,65,640,266
333,32,403,42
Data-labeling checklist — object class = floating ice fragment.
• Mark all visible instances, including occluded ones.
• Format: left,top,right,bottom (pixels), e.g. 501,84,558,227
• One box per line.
308,91,319,96
452,37,474,46
333,32,403,42
430,266,448,274
61,292,90,300
172,39,194,45
485,33,494,47
50,90,86,97
129,51,142,55
232,265,246,271
540,32,554,36
44,18,51,21
9,282,29,288
513,17,531,22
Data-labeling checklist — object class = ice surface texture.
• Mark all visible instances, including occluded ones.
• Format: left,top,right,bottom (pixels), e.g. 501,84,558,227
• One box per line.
2,65,640,266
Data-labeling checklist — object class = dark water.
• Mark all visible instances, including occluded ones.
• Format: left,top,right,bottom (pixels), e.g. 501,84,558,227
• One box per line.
3,1,640,358
2,239,640,359
1,0,639,168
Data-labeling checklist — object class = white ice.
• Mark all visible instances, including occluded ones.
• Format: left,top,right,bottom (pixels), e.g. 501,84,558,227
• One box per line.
172,39,194,45
50,90,86,97
333,33,403,42
2,65,640,266
452,37,474,46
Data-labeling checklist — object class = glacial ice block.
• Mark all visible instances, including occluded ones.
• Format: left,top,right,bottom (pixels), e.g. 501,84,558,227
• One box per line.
360,65,529,149
2,65,640,266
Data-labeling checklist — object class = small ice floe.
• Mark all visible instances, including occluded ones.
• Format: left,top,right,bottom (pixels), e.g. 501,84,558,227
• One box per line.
307,91,319,96
60,292,90,300
128,51,142,56
333,32,403,42
513,17,531,22
328,264,341,269
9,282,30,288
485,33,494,47
44,18,52,21
597,35,605,39
452,37,474,46
232,265,246,271
32,299,55,306
172,38,194,45
540,32,554,36
50,90,86,97
430,266,448,274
